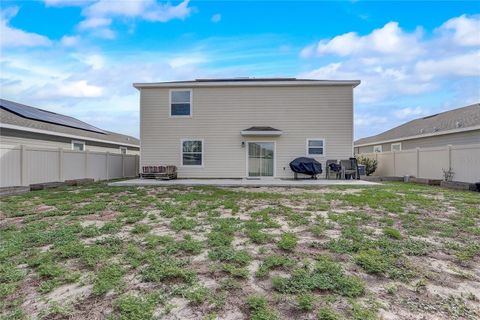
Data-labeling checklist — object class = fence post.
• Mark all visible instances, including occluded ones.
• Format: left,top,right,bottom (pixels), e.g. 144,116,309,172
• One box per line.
105,152,110,181
85,150,89,178
122,153,125,178
58,148,64,182
416,148,420,178
136,155,140,177
393,151,396,176
447,144,452,170
20,145,28,186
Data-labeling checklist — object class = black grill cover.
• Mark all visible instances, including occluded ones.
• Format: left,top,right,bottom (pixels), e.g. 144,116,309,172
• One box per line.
289,157,323,175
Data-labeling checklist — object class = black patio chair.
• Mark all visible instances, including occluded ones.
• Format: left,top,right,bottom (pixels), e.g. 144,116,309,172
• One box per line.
326,160,341,180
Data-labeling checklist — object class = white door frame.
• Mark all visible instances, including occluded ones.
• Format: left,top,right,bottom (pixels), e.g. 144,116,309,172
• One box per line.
245,141,276,178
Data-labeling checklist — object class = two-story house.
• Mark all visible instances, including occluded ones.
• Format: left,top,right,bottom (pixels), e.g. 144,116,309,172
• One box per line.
134,78,360,179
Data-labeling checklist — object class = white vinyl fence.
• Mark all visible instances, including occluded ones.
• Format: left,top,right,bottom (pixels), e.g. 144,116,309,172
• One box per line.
0,145,139,187
360,143,480,183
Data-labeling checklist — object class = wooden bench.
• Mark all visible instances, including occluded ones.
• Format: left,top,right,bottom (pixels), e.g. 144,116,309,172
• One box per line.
140,166,177,180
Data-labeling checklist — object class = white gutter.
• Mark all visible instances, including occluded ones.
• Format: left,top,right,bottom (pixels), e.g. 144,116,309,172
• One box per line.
0,123,140,148
133,80,361,89
241,130,283,136
354,125,480,147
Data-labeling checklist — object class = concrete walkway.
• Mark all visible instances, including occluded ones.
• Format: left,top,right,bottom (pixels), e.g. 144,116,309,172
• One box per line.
109,178,379,187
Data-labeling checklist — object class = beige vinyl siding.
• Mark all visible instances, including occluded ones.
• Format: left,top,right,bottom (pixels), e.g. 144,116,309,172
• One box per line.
0,129,140,154
140,85,354,178
355,130,480,154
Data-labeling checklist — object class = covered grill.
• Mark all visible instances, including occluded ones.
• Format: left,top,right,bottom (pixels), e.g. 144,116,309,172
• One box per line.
289,157,322,179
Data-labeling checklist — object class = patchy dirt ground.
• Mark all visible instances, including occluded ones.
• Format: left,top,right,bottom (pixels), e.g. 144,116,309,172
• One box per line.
1,182,479,320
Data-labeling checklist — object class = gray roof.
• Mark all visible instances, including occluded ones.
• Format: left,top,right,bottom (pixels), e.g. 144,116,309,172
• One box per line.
243,126,281,132
0,99,139,147
355,103,480,146
134,77,361,88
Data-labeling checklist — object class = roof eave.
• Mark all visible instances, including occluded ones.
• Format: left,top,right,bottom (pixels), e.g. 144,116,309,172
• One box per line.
354,125,480,147
240,130,283,136
0,123,140,148
133,80,361,89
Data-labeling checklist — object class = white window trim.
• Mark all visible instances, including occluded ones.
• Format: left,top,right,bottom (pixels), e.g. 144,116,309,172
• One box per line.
391,142,402,152
373,145,383,153
306,138,326,157
71,140,85,151
169,89,192,118
120,146,127,154
180,138,204,167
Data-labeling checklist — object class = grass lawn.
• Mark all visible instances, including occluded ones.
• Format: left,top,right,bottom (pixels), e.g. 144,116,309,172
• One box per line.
1,182,479,320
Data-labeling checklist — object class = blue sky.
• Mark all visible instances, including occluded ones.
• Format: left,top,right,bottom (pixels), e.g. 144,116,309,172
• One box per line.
1,1,479,139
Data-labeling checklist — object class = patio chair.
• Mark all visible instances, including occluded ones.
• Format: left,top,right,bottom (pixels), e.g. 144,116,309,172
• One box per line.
349,157,360,180
340,160,357,180
326,160,341,180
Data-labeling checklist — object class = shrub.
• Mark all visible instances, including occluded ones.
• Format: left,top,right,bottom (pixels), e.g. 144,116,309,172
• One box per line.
142,257,197,284
222,263,249,278
170,217,196,231
131,223,151,234
357,156,378,176
354,249,388,274
296,293,314,311
383,227,402,240
256,255,295,278
272,256,365,297
246,295,279,320
277,233,298,251
93,263,125,295
317,307,340,320
178,235,203,255
114,293,163,320
247,229,271,244
208,246,251,266
184,286,211,305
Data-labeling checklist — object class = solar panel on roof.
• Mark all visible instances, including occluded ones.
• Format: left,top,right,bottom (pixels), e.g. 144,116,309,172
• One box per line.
0,99,106,134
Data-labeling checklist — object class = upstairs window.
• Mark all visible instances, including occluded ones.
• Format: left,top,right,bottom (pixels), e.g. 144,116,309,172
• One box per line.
306,139,325,156
170,90,192,116
391,143,402,152
120,147,127,154
72,140,85,151
373,145,383,153
182,139,203,166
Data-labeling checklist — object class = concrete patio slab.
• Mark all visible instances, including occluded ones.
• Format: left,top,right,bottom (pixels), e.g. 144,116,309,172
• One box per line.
108,178,380,187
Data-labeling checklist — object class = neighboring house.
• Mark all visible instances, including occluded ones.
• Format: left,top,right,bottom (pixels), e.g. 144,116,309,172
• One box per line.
135,77,360,178
0,99,140,154
354,103,480,154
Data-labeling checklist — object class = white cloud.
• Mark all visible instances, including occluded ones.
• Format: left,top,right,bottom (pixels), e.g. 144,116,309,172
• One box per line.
142,0,191,22
438,14,480,47
73,53,105,70
299,14,480,104
28,80,104,99
55,80,104,98
78,17,111,30
0,46,226,137
302,22,424,59
355,113,388,127
415,51,480,80
168,55,206,68
44,0,93,7
60,35,80,46
77,0,192,36
393,106,428,119
0,7,52,47
211,13,221,23
84,0,151,19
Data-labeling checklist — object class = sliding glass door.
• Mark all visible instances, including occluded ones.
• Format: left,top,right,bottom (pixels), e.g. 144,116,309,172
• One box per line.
248,142,274,177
